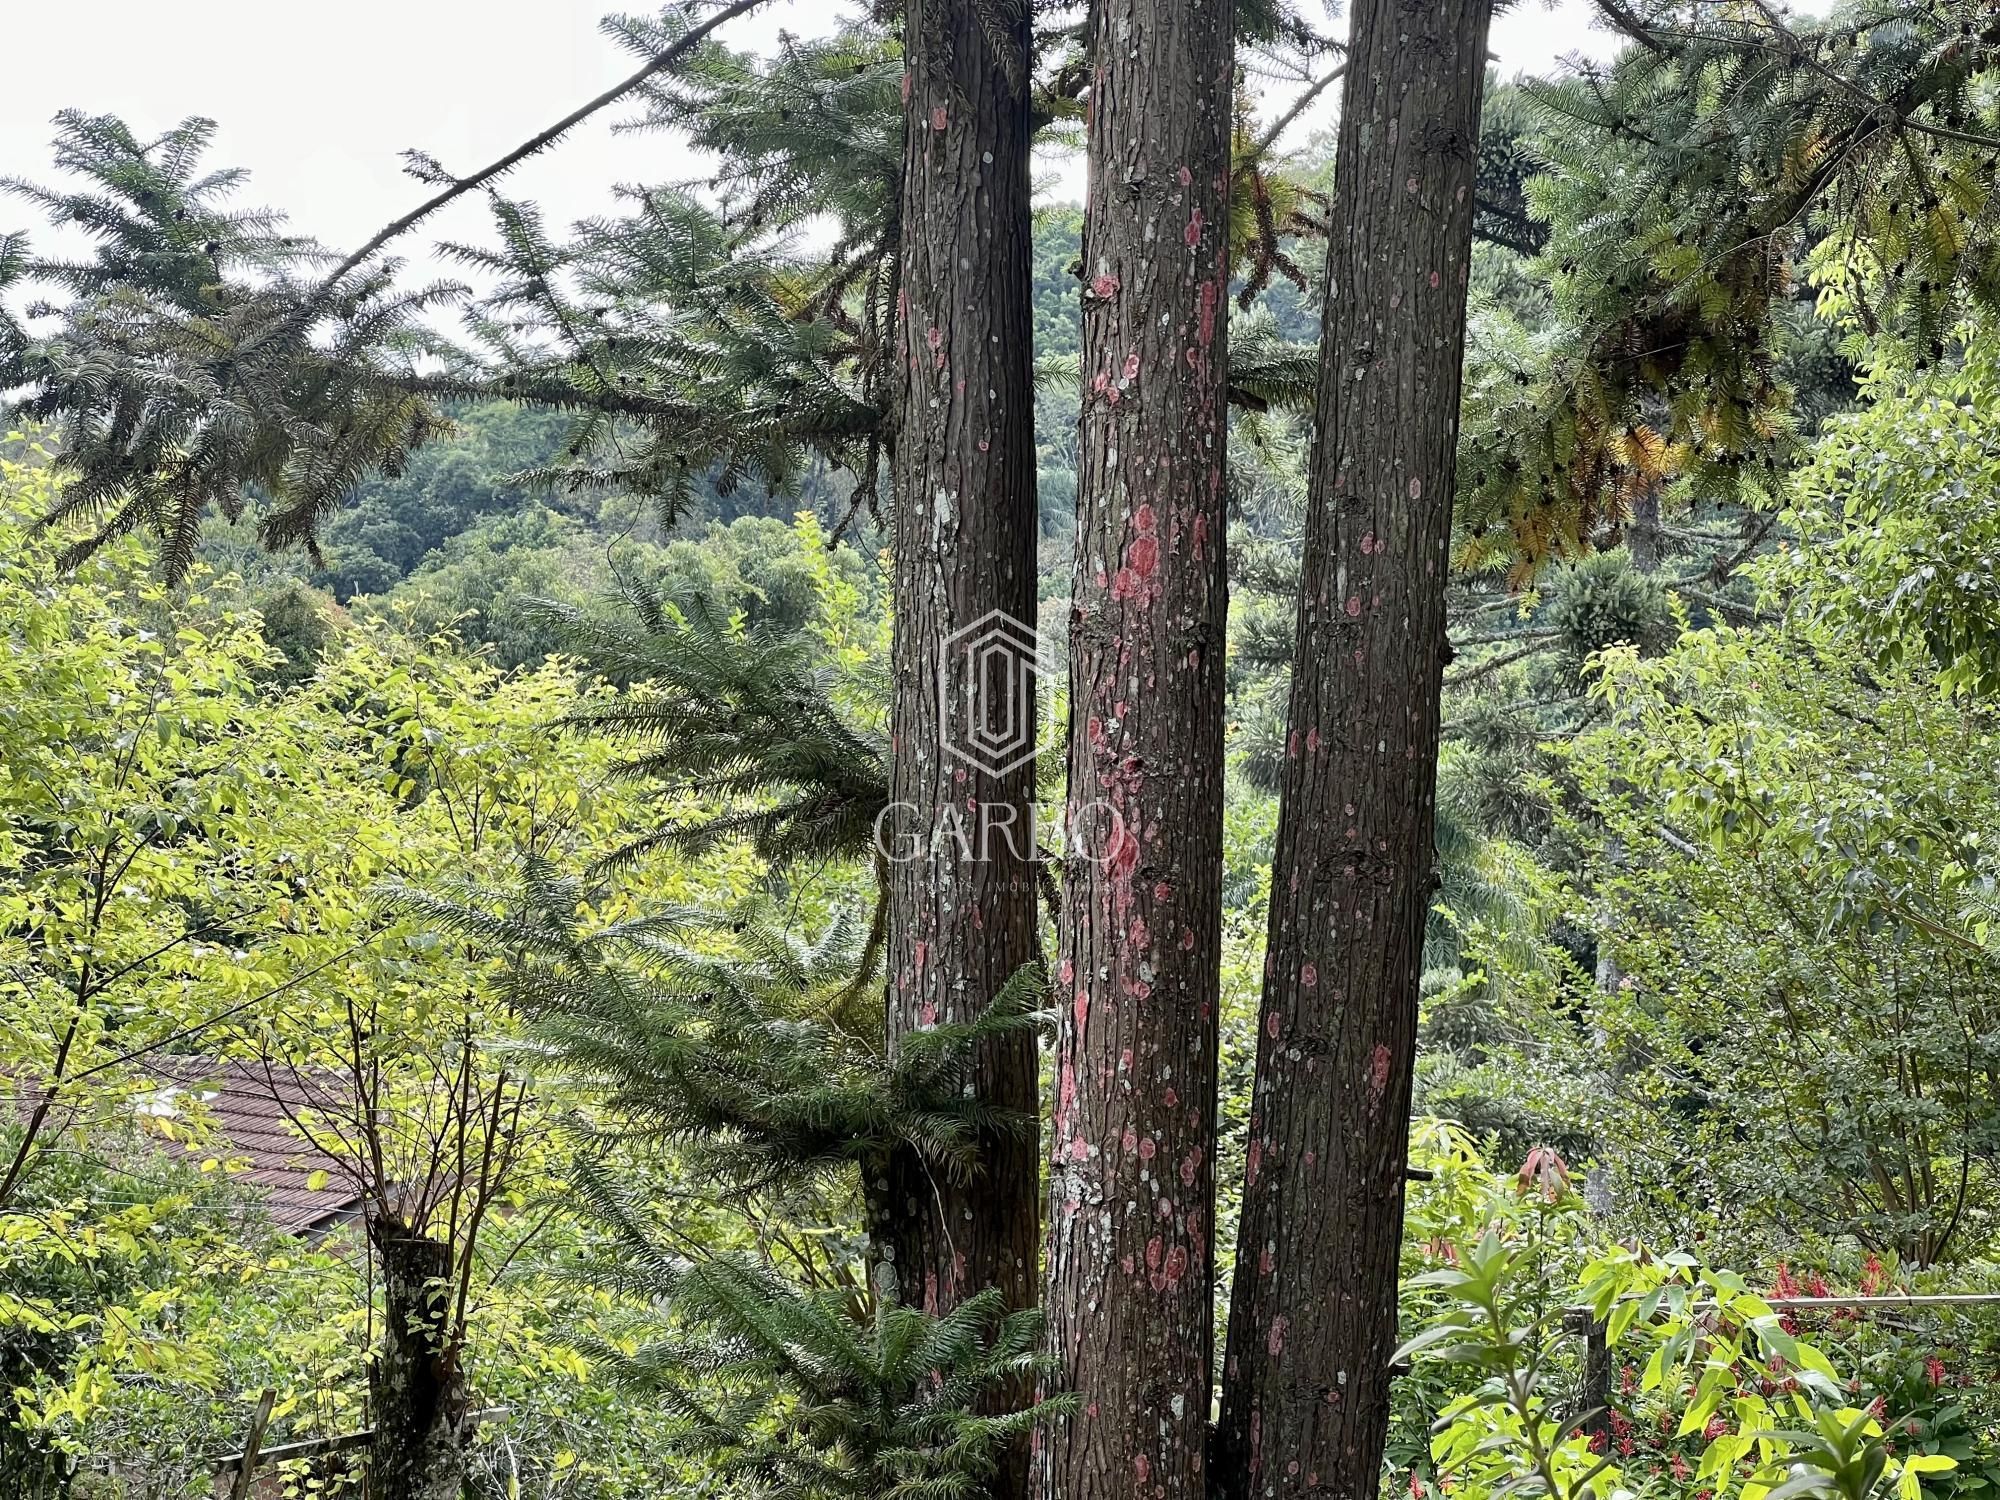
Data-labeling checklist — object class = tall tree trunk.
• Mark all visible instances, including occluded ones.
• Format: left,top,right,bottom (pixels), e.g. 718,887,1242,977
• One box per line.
1215,6,1493,1497
368,1220,468,1500
882,4,1041,1494
1038,5,1233,1498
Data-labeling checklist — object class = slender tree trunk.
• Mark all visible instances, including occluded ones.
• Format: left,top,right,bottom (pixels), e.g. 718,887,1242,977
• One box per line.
1038,5,1233,1498
1626,485,1662,573
882,5,1041,1495
1215,6,1493,1497
368,1220,468,1500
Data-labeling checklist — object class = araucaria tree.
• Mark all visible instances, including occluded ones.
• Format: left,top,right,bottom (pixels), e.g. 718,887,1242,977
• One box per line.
1040,2,1234,1498
1217,2,1494,1495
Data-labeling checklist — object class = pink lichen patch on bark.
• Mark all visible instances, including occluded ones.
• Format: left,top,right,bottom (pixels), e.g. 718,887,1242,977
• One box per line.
1267,1315,1288,1357
930,105,949,131
1367,1042,1392,1099
1104,819,1140,882
1185,207,1204,247
1091,273,1121,299
1345,595,1363,617
1301,962,1318,988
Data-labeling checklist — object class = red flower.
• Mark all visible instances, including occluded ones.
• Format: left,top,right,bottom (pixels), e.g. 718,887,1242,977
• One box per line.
1671,1454,1692,1481
1589,1433,1607,1454
1704,1417,1729,1441
1774,1261,1800,1298
1409,1471,1427,1497
1925,1354,1946,1387
1861,1254,1886,1295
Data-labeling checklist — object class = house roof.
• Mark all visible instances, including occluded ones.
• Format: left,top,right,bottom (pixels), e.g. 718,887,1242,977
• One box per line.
137,1058,366,1236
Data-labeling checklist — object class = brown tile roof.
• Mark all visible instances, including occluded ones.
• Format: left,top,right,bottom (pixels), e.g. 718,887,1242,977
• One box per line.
138,1058,366,1236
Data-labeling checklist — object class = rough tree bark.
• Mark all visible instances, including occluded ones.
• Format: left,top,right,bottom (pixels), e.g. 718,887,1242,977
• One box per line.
368,1220,469,1500
882,1,1041,1488
1038,3,1234,1498
1215,5,1494,1497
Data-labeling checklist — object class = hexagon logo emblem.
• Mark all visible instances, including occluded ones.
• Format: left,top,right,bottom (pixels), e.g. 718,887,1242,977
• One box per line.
940,608,1058,778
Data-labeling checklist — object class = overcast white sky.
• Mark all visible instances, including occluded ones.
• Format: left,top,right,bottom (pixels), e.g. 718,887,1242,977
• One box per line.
2,1,1621,276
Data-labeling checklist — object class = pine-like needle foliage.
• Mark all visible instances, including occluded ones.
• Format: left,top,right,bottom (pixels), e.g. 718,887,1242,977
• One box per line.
566,1166,1066,1500
0,10,894,580
1457,0,2000,578
383,863,1046,1199
0,112,456,577
532,576,889,875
